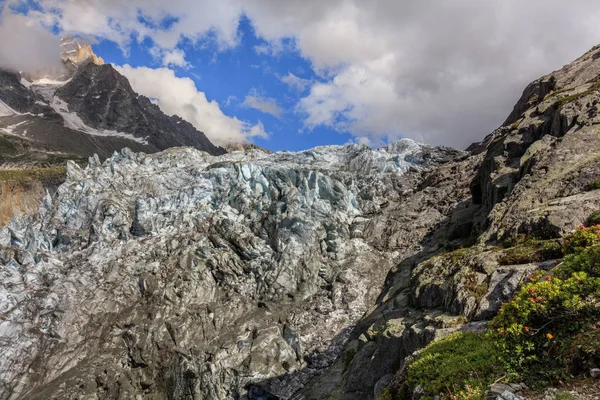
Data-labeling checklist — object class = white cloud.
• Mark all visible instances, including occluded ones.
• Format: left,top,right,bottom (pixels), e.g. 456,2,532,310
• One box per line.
149,46,189,68
241,89,284,118
280,72,311,92
13,0,600,148
162,49,189,68
224,95,238,106
0,9,63,72
254,44,271,55
253,39,292,57
115,65,268,145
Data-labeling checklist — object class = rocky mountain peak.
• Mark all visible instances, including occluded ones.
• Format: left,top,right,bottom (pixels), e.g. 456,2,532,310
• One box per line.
60,36,104,72
0,39,225,164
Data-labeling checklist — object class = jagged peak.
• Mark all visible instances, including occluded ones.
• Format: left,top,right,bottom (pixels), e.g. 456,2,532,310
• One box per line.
60,35,104,70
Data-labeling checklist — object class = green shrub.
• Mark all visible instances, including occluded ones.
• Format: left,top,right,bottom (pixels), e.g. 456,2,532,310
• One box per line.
564,226,600,254
401,332,503,400
0,135,17,157
539,241,564,260
498,240,563,266
502,235,524,249
490,245,600,385
560,326,600,374
586,179,600,191
586,211,600,227
554,245,600,279
377,389,393,400
396,232,600,398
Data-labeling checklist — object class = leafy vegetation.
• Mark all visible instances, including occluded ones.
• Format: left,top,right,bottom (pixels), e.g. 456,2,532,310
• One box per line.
586,211,600,227
490,245,600,386
0,166,66,185
563,225,600,254
498,239,563,265
399,332,503,400
390,214,600,399
586,179,600,191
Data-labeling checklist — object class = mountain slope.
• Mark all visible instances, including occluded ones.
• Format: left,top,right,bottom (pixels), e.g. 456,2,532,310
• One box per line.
55,62,222,154
294,44,600,399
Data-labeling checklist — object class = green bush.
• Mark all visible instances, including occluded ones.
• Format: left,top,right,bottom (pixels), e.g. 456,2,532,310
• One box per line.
502,235,524,249
586,179,600,191
564,225,600,254
498,240,563,266
401,332,503,400
554,245,600,279
561,327,600,374
586,211,600,227
490,245,600,385
395,232,600,398
540,241,564,260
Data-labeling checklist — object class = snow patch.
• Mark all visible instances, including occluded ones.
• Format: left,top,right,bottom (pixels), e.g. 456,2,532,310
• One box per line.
20,78,32,88
0,101,22,117
34,78,70,86
3,121,29,134
49,96,149,145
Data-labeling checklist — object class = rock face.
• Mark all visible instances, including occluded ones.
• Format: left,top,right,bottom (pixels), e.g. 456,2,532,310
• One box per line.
2,42,600,400
55,62,222,154
60,36,105,71
471,44,600,239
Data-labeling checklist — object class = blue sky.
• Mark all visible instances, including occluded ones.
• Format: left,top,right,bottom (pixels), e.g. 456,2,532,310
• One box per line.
93,17,347,152
2,0,600,152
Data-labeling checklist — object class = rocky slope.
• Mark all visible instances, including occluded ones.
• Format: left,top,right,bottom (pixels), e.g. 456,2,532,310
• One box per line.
299,44,600,399
1,44,600,400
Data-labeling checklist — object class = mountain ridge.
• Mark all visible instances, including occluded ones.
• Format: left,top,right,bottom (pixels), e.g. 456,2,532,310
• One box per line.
0,36,225,161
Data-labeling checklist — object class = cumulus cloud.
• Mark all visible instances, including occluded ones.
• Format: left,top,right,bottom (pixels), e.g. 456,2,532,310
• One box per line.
150,46,190,68
115,65,268,145
0,9,62,72
13,0,600,147
243,0,600,147
280,72,311,92
241,89,284,118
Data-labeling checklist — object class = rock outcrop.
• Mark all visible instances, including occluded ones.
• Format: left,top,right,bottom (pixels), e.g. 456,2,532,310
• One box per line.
296,43,600,399
471,44,600,239
60,36,105,71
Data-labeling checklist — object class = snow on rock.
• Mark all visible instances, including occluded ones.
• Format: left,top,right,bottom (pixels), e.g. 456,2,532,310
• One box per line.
0,100,21,117
48,96,148,145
